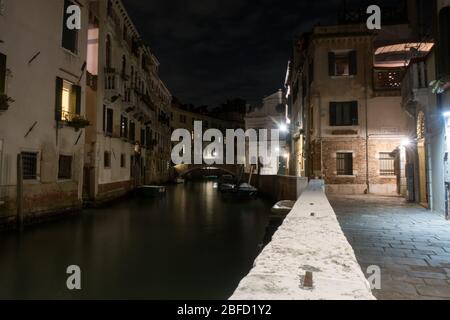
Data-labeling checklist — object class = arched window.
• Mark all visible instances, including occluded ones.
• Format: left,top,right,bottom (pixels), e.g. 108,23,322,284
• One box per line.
106,35,112,69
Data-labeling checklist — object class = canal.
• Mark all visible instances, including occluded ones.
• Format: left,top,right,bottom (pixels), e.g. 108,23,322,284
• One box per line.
0,181,271,299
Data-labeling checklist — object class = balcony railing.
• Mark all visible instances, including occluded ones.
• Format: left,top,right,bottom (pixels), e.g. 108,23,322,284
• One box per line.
104,68,124,102
373,67,404,94
86,72,98,91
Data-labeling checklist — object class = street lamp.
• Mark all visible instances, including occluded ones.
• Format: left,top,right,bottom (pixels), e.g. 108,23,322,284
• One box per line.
401,138,412,148
279,123,288,133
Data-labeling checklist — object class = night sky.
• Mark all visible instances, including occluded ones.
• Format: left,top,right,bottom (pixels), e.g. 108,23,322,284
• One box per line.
122,0,402,108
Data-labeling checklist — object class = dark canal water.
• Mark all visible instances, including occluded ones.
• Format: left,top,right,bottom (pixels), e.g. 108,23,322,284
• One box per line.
0,182,271,299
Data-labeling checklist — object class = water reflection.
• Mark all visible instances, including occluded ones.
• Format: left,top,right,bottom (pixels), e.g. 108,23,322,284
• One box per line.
0,181,270,299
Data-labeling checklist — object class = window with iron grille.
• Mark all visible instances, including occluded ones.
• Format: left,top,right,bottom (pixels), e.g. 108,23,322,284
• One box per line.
58,155,72,179
379,152,395,176
21,152,38,180
104,151,111,168
336,152,353,176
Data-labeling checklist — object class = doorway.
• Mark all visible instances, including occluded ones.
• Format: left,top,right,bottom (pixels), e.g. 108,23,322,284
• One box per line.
417,112,428,208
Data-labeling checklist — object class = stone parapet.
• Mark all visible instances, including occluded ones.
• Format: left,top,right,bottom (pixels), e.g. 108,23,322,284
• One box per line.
230,179,375,300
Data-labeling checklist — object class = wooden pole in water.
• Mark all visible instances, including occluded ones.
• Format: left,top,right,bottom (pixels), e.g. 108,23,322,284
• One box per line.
16,153,24,230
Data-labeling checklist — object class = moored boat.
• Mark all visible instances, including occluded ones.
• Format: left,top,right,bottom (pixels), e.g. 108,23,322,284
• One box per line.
136,185,166,197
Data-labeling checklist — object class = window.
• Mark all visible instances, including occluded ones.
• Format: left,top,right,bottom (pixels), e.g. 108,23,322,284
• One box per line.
146,127,151,149
329,101,358,126
21,152,38,180
336,153,353,176
439,6,450,75
105,108,113,135
120,115,128,139
120,154,126,168
129,121,136,142
328,51,357,76
104,151,111,168
55,78,81,121
141,128,146,146
58,155,72,179
0,52,6,94
106,35,112,69
379,152,395,176
62,0,79,53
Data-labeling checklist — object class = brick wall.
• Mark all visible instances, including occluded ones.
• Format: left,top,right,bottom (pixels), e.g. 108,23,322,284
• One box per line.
312,138,402,195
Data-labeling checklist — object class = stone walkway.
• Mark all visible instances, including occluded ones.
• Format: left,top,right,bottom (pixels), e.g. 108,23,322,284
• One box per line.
329,195,450,300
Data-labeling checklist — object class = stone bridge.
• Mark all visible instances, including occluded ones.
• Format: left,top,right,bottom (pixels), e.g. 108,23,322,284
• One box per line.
174,164,242,177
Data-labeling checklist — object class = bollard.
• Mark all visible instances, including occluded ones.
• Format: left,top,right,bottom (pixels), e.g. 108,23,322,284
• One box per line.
303,271,313,288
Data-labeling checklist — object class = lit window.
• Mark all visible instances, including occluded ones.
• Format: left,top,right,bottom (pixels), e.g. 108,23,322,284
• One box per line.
329,51,357,76
56,77,80,121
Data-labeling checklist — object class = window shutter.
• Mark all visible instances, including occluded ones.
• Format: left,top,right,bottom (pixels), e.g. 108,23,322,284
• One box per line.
55,77,63,121
351,101,358,125
103,105,106,132
349,50,358,75
74,85,81,114
328,52,336,76
329,102,337,126
0,53,6,93
120,115,124,137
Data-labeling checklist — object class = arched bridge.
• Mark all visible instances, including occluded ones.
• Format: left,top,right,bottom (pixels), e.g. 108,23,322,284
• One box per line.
174,164,242,177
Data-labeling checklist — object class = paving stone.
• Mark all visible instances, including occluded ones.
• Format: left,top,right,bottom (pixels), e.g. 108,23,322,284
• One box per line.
423,278,449,286
391,257,428,267
408,271,447,280
416,285,450,298
330,195,450,300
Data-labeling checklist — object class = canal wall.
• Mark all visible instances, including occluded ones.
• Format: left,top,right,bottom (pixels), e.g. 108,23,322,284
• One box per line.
230,180,375,300
245,174,308,201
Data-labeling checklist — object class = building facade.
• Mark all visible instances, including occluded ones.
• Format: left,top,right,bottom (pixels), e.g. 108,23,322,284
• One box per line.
245,90,289,176
0,0,89,222
286,23,413,196
84,0,172,204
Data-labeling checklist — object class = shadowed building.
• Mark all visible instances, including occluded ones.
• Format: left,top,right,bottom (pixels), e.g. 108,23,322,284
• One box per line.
83,0,172,204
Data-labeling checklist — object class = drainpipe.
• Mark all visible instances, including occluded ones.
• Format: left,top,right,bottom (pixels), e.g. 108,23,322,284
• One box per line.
364,46,370,194
426,137,433,210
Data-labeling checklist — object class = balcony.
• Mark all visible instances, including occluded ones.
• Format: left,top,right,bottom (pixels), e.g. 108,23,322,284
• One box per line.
86,72,98,91
373,67,404,96
104,68,123,103
401,59,430,115
123,88,136,112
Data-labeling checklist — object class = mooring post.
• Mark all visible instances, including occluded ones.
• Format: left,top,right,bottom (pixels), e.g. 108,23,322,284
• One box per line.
16,153,24,230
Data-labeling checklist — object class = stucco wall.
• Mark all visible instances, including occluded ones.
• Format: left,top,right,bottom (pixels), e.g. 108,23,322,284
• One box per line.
0,0,88,218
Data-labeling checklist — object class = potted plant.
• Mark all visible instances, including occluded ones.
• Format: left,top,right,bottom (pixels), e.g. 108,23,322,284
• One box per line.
430,76,450,94
66,114,91,131
0,93,14,111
